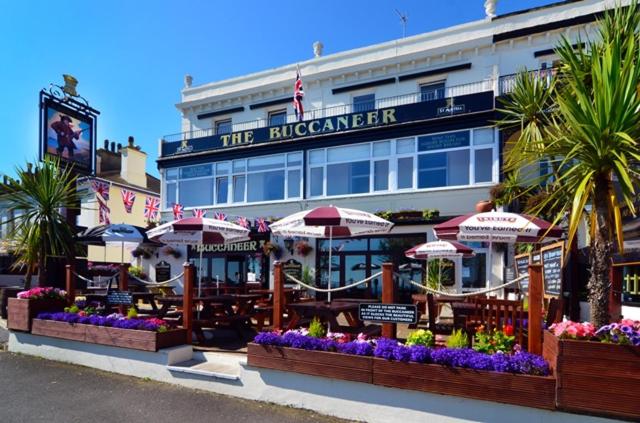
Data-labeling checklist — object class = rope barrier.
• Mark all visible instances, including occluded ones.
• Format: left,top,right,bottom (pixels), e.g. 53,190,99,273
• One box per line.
284,271,383,293
128,272,183,287
406,274,527,298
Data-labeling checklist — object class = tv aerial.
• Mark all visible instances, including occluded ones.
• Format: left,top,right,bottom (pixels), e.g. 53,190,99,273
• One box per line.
395,9,408,38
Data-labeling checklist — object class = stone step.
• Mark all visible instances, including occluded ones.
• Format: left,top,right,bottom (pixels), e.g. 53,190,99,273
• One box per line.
167,358,240,380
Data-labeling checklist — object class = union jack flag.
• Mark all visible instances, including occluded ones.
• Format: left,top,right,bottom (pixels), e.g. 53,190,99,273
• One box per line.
236,216,249,229
97,196,110,224
213,212,227,221
144,197,160,221
120,189,136,214
91,180,110,201
192,208,206,218
256,217,269,233
172,203,184,220
293,66,304,121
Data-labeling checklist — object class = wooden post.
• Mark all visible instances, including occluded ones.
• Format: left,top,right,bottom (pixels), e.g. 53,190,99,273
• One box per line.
273,261,284,331
528,263,543,355
609,264,623,322
65,264,75,304
183,263,195,344
381,262,396,339
119,264,129,292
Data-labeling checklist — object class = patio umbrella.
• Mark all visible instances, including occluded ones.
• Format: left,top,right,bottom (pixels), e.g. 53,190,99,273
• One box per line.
433,211,562,286
76,224,154,264
146,216,250,297
404,240,475,289
270,206,393,301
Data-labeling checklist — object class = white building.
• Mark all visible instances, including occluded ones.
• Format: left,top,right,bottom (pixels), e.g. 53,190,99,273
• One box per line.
157,0,615,299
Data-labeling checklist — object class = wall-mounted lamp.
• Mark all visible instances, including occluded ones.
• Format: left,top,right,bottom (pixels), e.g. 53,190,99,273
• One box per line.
284,238,294,254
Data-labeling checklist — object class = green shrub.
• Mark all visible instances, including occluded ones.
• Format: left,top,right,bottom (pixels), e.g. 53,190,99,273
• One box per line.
308,317,326,338
405,329,435,347
127,307,138,319
446,329,469,349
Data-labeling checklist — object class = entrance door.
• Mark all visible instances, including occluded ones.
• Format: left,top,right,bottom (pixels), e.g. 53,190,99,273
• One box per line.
227,256,244,285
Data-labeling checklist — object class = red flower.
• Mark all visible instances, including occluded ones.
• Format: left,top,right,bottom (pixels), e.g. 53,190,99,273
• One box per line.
503,324,514,336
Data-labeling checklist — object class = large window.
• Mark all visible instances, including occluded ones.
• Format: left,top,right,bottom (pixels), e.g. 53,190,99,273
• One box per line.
163,152,302,209
420,82,445,101
215,119,232,135
353,93,375,113
307,128,495,198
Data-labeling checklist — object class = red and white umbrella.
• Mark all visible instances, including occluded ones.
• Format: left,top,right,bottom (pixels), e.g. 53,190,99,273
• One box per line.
270,206,393,301
405,240,475,260
147,217,250,296
433,211,562,243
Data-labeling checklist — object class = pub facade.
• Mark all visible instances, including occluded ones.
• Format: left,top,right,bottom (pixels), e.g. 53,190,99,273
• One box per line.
157,1,606,296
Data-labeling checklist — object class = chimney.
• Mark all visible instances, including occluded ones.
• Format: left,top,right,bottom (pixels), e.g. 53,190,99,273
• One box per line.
120,136,147,188
110,141,115,152
103,139,109,150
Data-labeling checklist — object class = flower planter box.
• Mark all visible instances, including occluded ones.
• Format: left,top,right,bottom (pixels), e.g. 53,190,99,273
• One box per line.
7,298,68,332
372,358,555,410
246,343,373,383
31,319,187,352
391,211,423,222
543,330,640,420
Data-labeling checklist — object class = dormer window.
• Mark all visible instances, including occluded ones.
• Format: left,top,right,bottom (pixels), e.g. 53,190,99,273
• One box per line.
268,109,287,126
353,94,375,113
215,119,232,135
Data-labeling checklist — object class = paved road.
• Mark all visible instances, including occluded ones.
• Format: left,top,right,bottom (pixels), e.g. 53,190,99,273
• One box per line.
0,352,350,423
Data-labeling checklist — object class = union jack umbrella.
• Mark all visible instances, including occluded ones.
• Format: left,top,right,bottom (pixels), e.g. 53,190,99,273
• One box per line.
213,211,227,221
172,203,184,220
120,188,136,214
256,217,269,233
236,216,249,229
144,197,160,221
270,206,393,301
192,208,206,218
91,180,110,201
293,66,304,121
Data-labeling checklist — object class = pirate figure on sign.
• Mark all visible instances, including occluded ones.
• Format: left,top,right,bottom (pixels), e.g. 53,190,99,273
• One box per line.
51,115,83,157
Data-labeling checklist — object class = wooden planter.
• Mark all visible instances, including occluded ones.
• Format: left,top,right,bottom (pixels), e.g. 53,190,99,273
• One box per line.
247,343,373,383
7,298,68,332
372,358,555,410
543,330,640,420
247,343,555,410
31,319,187,352
391,211,423,222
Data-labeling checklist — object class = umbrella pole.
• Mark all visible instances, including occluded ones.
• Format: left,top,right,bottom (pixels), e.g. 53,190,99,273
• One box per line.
438,258,442,292
327,227,333,303
197,246,203,320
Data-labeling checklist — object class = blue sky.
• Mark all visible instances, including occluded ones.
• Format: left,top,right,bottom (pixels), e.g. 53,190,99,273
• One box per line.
0,0,557,178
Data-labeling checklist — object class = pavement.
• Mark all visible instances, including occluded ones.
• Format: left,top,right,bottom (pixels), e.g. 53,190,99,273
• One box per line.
0,352,351,423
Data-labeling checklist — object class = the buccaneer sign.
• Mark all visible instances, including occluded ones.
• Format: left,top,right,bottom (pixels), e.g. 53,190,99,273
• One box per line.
219,108,397,148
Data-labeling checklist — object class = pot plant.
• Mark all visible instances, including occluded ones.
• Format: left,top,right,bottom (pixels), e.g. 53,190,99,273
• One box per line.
262,241,282,259
7,287,68,332
131,247,152,259
475,200,494,213
162,246,182,259
295,241,313,257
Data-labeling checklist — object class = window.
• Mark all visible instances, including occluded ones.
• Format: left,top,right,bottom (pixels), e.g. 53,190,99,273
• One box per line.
268,109,287,126
420,82,445,102
215,119,232,135
306,127,496,198
353,94,375,113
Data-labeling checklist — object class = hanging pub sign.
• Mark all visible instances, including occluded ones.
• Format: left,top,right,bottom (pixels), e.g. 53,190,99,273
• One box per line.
155,260,171,282
39,76,99,174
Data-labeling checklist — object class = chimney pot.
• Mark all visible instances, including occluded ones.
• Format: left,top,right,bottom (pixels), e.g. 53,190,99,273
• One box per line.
103,139,109,150
128,136,134,147
117,143,122,151
110,142,115,152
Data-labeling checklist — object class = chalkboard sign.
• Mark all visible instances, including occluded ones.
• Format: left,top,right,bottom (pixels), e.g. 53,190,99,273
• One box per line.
107,291,133,305
541,243,564,296
358,303,418,324
282,259,302,282
514,253,530,292
156,261,170,282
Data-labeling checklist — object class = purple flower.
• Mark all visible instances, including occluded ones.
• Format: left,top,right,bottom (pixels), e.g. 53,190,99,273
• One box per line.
254,331,284,346
409,345,432,363
337,341,373,356
392,344,412,362
374,338,400,360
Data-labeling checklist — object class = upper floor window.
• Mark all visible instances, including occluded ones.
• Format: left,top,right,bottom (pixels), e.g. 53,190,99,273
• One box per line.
215,119,232,135
420,82,445,102
353,94,375,113
268,110,287,127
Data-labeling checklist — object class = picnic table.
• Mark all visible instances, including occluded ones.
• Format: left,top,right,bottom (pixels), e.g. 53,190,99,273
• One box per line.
286,300,381,336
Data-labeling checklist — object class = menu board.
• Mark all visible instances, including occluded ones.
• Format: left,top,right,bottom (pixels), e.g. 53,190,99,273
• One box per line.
541,243,564,296
514,253,530,292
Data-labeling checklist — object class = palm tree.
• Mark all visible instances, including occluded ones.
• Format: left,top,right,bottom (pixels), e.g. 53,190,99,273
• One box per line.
5,157,78,288
498,3,640,327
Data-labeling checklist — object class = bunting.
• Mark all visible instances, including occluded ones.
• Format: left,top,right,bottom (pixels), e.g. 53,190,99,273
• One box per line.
236,216,249,229
257,217,269,233
192,208,206,218
91,180,110,201
144,197,160,221
214,212,227,221
120,188,136,213
172,203,184,220
97,196,110,224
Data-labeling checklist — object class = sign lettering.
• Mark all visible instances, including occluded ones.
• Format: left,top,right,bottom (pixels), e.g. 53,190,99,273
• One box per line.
358,303,418,324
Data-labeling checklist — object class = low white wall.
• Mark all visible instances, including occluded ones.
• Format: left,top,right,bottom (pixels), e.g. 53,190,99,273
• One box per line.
622,305,640,321
9,333,619,423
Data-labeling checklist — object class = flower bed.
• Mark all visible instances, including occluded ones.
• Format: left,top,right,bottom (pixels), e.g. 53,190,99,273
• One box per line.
543,328,640,420
32,312,186,351
8,288,68,332
248,332,554,410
